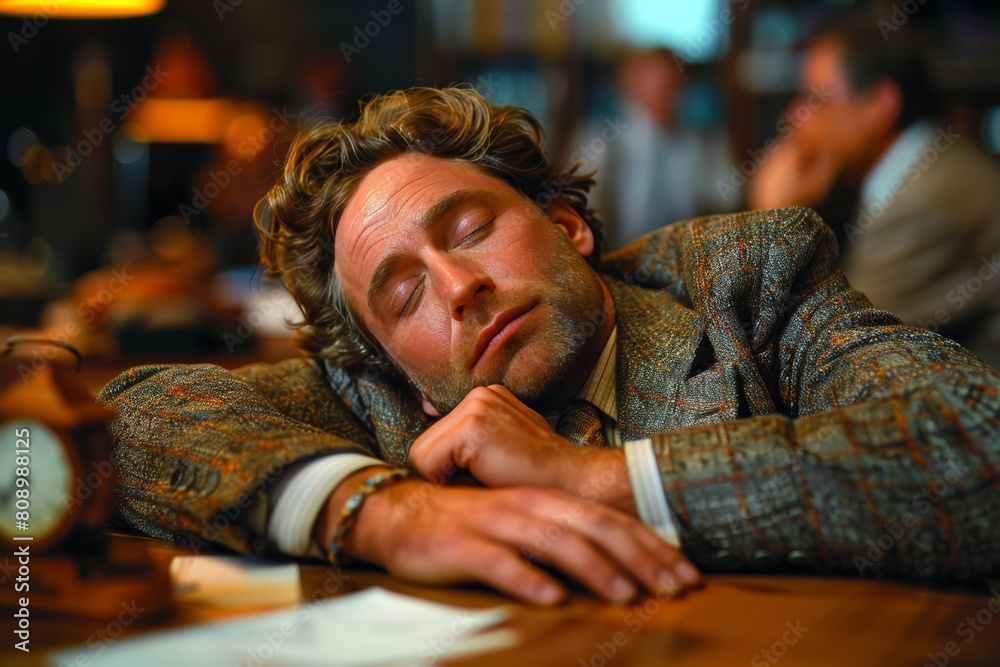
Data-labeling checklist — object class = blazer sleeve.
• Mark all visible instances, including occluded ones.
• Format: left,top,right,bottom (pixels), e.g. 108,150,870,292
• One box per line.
636,207,1000,580
98,357,381,554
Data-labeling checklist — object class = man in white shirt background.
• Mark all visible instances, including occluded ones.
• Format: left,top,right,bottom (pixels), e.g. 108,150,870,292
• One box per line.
584,47,735,248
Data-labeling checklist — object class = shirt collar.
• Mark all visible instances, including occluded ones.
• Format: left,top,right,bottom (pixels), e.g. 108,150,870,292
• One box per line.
860,120,936,209
577,326,618,421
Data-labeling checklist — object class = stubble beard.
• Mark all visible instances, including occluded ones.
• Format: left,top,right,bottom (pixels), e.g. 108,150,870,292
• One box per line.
407,253,608,415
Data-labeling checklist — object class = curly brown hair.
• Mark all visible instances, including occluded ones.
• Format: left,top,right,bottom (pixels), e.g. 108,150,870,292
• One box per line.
255,86,603,368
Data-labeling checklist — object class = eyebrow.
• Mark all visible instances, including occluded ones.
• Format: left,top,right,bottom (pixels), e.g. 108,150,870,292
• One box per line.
365,189,485,314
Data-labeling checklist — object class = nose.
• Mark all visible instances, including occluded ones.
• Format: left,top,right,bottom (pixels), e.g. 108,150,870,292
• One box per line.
431,255,495,320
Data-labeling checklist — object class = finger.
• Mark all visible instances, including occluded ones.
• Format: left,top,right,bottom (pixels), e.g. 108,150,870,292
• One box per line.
474,500,637,603
410,389,522,475
628,520,703,592
581,511,698,597
524,490,698,597
408,421,465,479
409,413,526,486
441,539,566,607
516,524,639,604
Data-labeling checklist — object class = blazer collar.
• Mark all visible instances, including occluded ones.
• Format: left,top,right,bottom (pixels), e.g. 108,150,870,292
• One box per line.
607,278,707,442
353,369,431,468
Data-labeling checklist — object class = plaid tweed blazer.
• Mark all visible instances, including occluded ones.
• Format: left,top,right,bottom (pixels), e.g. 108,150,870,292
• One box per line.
100,207,1000,579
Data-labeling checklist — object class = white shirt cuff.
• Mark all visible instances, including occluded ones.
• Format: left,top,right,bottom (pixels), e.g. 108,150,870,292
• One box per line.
268,453,386,558
624,438,681,548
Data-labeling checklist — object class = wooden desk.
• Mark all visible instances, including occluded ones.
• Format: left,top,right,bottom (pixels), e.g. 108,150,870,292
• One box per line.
5,534,999,666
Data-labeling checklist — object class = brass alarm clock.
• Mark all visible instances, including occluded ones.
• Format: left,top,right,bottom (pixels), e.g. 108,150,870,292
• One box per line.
0,338,116,552
0,337,171,620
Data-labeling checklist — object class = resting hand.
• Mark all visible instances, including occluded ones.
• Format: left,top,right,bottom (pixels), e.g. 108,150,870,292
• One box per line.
323,472,700,606
408,385,629,509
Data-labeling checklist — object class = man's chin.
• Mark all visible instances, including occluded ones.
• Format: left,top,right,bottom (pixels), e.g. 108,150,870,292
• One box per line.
492,343,589,411
422,345,572,414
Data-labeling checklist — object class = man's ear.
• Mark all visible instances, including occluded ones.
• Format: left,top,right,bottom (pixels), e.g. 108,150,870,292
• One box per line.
545,199,594,258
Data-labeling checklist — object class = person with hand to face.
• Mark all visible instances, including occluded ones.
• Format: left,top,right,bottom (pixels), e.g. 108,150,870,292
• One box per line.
749,13,1000,369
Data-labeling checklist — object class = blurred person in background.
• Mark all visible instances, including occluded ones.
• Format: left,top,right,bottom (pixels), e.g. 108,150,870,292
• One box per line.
749,14,1000,369
585,47,734,249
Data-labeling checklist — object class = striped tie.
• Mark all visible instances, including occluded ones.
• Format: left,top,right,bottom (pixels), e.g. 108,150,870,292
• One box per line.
555,399,608,448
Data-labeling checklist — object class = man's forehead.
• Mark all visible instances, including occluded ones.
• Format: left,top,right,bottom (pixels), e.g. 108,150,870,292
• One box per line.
334,154,511,295
343,154,495,227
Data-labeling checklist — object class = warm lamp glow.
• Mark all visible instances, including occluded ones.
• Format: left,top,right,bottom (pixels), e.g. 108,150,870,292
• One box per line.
123,99,239,144
0,0,165,19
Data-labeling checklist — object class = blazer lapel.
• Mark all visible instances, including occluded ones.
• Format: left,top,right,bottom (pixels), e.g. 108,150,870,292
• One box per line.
354,370,431,467
608,279,708,442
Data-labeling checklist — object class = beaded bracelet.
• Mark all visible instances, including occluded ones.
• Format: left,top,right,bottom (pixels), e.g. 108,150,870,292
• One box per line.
326,469,410,567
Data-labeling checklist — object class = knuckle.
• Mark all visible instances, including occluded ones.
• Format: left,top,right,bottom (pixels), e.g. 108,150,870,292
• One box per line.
465,412,488,431
467,386,494,403
459,406,489,428
454,440,474,464
586,510,621,534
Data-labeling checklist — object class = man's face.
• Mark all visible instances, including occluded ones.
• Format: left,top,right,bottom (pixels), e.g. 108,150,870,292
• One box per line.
797,40,878,175
334,153,608,415
622,53,684,128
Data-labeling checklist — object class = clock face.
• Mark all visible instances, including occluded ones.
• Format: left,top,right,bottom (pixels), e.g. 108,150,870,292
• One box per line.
0,419,78,547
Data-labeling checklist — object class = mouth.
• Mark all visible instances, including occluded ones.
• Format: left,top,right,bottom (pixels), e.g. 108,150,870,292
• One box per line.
469,302,537,370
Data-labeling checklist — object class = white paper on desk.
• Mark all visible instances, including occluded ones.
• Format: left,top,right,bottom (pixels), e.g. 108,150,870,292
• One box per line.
48,587,517,667
169,555,302,607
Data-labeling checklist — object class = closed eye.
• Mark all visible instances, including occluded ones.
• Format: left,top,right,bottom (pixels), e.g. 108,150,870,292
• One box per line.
454,218,494,247
398,277,424,318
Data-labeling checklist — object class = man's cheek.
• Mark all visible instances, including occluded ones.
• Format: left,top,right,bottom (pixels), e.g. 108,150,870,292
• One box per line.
394,325,455,376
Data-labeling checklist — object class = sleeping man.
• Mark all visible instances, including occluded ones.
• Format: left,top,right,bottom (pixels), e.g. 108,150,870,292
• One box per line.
101,87,1000,606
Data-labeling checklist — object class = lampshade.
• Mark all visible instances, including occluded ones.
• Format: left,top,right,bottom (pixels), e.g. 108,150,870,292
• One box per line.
0,0,165,18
